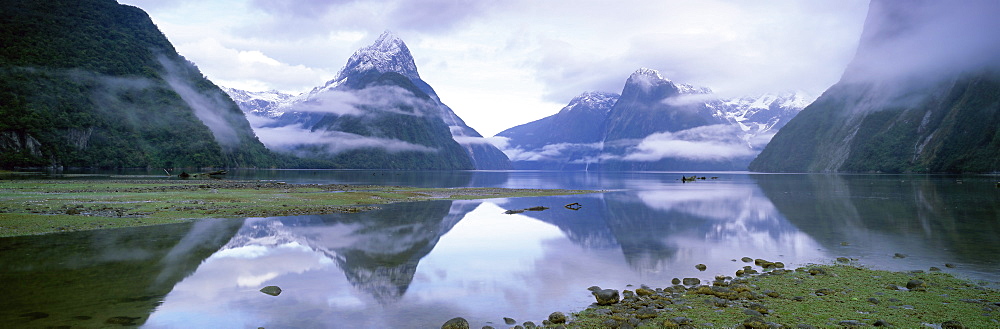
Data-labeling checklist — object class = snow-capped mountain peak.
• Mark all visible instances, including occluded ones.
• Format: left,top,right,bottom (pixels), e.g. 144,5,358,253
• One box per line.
631,67,664,80
561,91,620,114
339,30,419,81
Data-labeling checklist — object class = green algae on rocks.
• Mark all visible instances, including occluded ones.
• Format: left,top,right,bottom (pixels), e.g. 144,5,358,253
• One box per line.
567,264,1000,328
0,180,598,237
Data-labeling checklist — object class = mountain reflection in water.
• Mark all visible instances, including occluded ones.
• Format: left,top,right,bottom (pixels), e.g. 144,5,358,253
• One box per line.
145,175,834,329
3,172,994,329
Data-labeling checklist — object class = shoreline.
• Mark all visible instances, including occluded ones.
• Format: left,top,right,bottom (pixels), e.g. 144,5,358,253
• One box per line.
446,261,1000,329
0,179,599,237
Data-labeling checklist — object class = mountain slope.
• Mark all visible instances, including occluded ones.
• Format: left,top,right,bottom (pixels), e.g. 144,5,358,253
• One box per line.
0,0,274,168
494,92,618,170
231,32,511,170
494,68,808,171
750,0,1000,173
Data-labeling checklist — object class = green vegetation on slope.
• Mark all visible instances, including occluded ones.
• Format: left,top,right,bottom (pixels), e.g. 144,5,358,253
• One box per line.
0,0,275,168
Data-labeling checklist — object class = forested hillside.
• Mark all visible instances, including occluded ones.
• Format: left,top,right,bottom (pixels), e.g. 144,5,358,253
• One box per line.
0,0,275,168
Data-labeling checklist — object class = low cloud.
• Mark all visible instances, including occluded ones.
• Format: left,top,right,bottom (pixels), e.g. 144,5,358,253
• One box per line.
622,124,755,162
288,85,438,117
254,124,438,155
663,93,720,107
453,136,494,145
489,137,603,163
844,0,1000,85
159,57,241,148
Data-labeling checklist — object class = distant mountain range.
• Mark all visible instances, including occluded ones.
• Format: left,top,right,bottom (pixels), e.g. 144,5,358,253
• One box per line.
750,0,1000,173
226,32,511,170
494,68,810,170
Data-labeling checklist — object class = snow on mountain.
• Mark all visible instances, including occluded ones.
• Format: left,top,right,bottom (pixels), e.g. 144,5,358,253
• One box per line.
561,91,619,115
494,67,813,171
222,87,294,118
707,91,813,148
224,31,511,169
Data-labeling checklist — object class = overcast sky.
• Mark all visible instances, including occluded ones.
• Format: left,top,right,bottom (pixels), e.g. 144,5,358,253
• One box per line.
119,0,869,137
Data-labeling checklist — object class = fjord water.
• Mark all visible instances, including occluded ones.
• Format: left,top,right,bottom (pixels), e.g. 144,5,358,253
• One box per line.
2,172,998,328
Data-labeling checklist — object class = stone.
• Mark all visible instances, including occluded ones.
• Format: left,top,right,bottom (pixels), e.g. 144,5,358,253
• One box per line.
522,321,536,329
747,302,769,314
893,253,907,258
741,257,753,263
815,288,834,296
808,268,827,276
441,317,469,329
671,317,692,325
741,316,768,329
836,257,850,263
696,264,707,271
259,286,282,296
682,278,701,286
504,317,516,325
547,312,566,324
906,279,926,291
672,278,681,285
593,289,620,305
929,267,941,271
868,297,880,304
941,320,965,329
945,263,957,268
873,319,891,326
743,309,763,317
838,320,865,327
635,307,658,319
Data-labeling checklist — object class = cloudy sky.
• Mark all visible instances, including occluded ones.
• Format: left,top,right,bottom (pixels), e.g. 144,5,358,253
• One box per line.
119,0,869,137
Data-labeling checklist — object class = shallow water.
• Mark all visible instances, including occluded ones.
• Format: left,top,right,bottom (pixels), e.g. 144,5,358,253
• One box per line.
1,171,997,328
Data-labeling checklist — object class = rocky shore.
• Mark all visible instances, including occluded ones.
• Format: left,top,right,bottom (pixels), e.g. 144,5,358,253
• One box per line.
442,259,1000,328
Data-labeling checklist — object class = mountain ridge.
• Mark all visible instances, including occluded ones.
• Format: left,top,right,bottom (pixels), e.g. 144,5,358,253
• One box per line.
494,68,810,171
749,0,1000,173
227,32,512,169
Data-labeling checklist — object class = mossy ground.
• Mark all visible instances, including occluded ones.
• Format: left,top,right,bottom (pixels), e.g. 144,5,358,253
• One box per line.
0,180,596,237
567,264,1000,328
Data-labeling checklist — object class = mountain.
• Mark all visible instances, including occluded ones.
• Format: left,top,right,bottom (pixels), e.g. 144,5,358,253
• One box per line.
222,88,293,119
0,0,275,168
750,0,1000,173
494,68,809,170
493,92,618,170
228,32,512,170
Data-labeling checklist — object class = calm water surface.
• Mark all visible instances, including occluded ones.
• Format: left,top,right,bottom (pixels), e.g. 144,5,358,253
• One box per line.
1,171,997,328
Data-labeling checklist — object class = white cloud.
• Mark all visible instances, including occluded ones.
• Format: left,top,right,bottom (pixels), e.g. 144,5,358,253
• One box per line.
493,140,604,163
253,125,438,155
623,124,756,162
121,0,870,137
175,39,333,92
